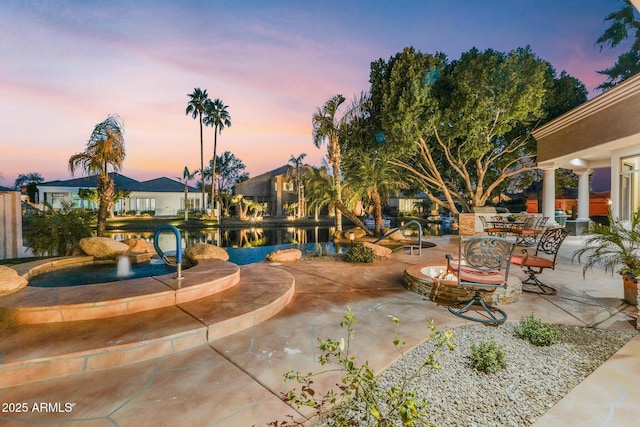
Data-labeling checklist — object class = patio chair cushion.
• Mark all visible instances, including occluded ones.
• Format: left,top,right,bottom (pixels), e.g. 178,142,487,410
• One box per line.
511,254,554,269
449,263,506,285
515,229,542,235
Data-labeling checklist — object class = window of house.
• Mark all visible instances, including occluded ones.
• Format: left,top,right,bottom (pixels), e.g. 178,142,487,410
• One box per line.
620,154,640,221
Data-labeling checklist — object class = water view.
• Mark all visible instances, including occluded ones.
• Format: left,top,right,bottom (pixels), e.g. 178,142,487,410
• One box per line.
104,222,450,265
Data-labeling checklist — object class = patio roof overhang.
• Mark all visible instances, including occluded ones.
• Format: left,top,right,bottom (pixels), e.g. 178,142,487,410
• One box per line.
532,72,640,171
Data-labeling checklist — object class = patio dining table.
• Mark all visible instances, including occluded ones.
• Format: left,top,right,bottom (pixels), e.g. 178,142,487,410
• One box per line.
486,219,525,237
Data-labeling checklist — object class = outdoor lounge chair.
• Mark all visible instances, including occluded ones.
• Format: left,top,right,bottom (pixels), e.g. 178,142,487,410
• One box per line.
511,227,568,295
445,236,516,324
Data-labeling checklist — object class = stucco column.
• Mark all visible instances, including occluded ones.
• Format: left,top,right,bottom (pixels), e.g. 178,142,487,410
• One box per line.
576,169,592,221
541,166,557,225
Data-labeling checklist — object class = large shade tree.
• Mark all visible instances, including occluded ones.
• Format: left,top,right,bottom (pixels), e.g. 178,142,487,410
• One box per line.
597,0,640,90
68,114,125,236
186,87,209,213
203,98,231,215
371,46,586,214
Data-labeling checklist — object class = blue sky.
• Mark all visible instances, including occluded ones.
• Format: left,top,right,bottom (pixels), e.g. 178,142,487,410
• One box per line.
0,0,627,186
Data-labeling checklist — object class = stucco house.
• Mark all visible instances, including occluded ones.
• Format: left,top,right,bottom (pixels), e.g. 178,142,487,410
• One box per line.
532,72,640,230
37,173,201,216
232,165,298,216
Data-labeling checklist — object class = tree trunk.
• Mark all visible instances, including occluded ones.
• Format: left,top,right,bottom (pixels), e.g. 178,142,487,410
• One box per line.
97,174,114,237
334,199,374,236
371,189,384,236
199,112,205,214
211,126,219,219
330,137,343,232
184,184,189,222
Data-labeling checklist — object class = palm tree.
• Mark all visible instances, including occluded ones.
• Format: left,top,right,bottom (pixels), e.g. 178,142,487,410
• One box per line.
181,166,197,221
287,153,307,218
346,155,408,236
186,88,209,213
68,114,125,236
305,166,373,235
203,98,231,216
312,93,367,233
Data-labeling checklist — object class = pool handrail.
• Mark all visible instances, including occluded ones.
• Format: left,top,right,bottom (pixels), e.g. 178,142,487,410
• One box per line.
373,220,423,255
153,225,183,279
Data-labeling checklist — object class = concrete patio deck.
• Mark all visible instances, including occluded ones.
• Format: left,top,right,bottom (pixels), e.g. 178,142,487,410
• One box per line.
0,236,638,426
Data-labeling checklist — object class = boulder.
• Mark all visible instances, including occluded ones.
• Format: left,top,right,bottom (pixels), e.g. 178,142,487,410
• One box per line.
79,237,129,259
362,242,392,259
123,238,150,253
383,227,406,241
185,243,229,262
0,265,28,295
265,248,302,263
343,228,367,240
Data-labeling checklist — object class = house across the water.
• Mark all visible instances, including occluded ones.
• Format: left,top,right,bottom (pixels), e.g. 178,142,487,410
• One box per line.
37,173,201,216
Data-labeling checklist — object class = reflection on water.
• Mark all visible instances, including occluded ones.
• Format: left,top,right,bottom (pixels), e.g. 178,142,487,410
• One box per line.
106,223,449,265
108,226,338,250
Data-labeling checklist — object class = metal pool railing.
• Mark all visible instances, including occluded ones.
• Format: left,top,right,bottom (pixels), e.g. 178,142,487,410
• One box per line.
153,225,183,279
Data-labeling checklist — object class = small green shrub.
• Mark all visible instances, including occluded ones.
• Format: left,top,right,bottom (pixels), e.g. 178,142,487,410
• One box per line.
345,243,375,263
277,308,455,426
514,314,558,346
470,340,507,374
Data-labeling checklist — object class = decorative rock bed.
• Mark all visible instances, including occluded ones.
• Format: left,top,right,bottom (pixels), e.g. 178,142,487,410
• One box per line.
403,264,522,305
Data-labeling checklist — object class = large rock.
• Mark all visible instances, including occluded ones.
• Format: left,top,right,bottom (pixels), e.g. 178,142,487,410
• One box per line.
123,238,151,253
79,237,129,259
362,242,392,259
185,243,229,262
0,265,28,295
383,227,407,241
343,227,368,240
265,248,302,263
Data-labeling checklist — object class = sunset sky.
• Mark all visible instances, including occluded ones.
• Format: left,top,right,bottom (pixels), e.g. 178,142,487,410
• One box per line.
0,0,627,187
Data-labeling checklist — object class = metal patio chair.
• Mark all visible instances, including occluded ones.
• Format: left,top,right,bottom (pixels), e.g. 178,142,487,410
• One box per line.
511,227,568,295
445,236,516,324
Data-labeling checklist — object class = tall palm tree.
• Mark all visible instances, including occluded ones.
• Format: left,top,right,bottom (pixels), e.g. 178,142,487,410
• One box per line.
288,153,307,218
186,88,209,213
203,98,231,216
312,93,367,232
68,114,125,237
181,166,197,221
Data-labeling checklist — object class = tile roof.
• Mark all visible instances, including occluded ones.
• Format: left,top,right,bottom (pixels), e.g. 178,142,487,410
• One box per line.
40,172,198,192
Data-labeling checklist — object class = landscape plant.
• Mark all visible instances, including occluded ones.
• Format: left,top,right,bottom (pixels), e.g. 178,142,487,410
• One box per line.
470,339,507,374
572,208,640,305
345,243,375,263
274,308,454,426
24,201,95,256
514,314,559,346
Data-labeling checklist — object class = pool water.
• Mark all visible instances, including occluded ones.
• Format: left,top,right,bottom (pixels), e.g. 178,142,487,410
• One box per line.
29,260,175,287
226,242,347,265
28,242,345,288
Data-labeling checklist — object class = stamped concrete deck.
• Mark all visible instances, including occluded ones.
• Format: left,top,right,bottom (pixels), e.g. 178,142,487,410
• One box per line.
0,236,638,426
